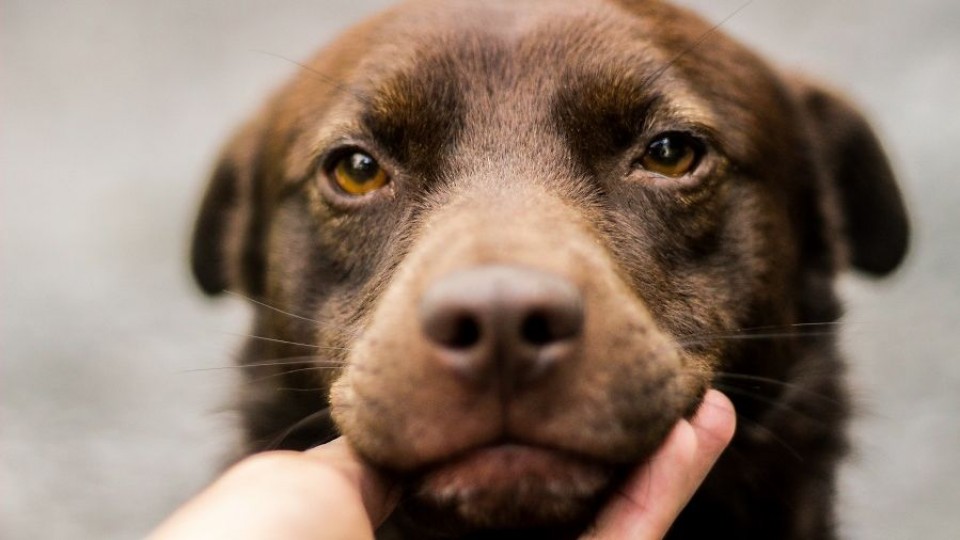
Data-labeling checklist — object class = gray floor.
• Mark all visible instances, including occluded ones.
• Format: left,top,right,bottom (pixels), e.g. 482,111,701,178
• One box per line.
2,0,958,538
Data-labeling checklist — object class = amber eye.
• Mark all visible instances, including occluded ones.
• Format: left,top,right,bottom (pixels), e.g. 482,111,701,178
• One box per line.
330,151,389,195
639,133,703,177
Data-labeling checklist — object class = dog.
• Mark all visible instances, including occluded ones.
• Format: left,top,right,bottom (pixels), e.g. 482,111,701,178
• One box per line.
190,0,909,537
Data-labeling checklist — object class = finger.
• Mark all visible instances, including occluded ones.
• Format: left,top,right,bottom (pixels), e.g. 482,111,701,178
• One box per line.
688,389,737,469
584,390,736,539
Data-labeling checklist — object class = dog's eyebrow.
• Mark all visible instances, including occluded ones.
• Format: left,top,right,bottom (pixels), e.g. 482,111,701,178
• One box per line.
553,71,660,166
553,68,716,171
358,60,464,175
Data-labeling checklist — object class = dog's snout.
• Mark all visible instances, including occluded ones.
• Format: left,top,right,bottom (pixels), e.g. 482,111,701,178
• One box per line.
419,266,583,388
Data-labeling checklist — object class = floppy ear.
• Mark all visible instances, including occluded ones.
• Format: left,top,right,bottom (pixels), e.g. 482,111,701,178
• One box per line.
796,81,910,276
190,119,268,296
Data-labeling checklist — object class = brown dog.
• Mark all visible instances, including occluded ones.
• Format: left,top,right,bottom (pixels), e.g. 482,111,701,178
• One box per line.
191,0,909,538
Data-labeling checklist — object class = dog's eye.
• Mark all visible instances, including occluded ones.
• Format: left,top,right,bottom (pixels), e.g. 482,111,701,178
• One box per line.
639,133,704,177
330,152,389,195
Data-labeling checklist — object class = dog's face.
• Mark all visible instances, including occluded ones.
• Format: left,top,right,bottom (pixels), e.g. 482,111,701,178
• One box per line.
192,0,908,534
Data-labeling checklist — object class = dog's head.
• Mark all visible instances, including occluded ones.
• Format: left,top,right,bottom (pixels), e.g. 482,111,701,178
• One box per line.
191,0,908,534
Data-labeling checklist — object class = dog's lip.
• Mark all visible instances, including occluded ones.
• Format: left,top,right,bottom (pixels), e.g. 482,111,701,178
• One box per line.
411,441,616,500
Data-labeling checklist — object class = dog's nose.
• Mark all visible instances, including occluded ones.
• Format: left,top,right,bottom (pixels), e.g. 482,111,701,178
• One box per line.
419,265,584,390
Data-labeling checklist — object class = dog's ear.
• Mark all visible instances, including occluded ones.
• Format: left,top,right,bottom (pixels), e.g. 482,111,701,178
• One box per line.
796,80,910,276
190,118,267,296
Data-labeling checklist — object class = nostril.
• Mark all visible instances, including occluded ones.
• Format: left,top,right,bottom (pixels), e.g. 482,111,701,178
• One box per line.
520,304,583,347
421,296,486,351
521,311,554,346
446,314,482,349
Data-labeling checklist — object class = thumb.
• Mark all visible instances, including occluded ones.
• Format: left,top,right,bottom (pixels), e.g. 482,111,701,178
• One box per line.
583,390,736,539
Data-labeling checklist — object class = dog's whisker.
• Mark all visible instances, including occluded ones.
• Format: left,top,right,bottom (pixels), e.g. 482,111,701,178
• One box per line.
247,365,347,385
226,332,351,351
225,290,322,324
712,384,833,429
263,407,336,451
675,321,846,340
677,330,839,347
266,387,329,393
183,356,347,372
727,412,805,463
675,319,894,344
243,357,346,368
778,321,845,329
712,372,843,406
251,50,373,106
676,324,846,342
643,0,754,88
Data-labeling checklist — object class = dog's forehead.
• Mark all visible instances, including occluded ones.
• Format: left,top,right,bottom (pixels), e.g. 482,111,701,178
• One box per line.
362,0,767,97
286,0,781,179
363,0,710,105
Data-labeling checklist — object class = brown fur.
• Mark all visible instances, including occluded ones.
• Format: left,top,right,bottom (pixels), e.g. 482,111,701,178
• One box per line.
190,1,909,538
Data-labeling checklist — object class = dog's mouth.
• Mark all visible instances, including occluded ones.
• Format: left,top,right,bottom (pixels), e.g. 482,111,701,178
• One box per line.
405,441,618,529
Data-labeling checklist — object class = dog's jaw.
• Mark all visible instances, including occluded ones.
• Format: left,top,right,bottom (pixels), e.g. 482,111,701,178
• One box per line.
411,444,614,529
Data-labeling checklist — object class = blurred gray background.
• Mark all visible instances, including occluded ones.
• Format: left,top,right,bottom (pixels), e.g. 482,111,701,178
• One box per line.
2,0,958,538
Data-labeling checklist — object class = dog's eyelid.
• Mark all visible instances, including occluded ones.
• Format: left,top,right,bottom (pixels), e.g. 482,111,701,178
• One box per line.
314,127,411,171
312,136,390,176
645,120,715,143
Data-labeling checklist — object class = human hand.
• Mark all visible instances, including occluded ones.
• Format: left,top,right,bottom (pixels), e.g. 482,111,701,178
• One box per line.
150,390,735,540
149,438,398,540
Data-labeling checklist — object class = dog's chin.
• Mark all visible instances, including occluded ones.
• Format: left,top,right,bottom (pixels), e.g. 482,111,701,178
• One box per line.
406,444,616,531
